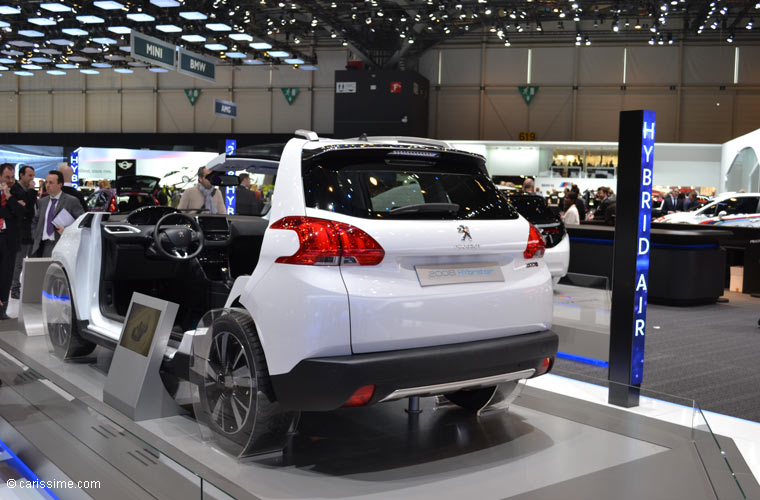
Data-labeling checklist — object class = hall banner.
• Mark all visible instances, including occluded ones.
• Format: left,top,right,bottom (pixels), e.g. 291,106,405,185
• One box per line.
177,48,216,83
130,30,176,71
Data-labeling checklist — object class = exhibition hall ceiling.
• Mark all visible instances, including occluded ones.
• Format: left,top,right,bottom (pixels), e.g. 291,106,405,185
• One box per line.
0,0,758,72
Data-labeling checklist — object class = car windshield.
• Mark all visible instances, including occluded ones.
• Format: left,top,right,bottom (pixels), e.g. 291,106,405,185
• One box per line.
701,196,760,217
116,176,159,194
302,148,518,220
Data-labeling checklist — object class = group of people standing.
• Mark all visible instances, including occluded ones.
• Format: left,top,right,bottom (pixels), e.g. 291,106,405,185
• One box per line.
561,185,617,226
661,188,699,214
177,167,265,216
0,164,86,319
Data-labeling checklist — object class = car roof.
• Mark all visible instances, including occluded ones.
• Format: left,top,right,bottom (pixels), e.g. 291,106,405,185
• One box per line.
207,134,485,173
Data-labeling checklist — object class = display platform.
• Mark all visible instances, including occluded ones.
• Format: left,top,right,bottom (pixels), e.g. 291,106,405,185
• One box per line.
0,324,756,500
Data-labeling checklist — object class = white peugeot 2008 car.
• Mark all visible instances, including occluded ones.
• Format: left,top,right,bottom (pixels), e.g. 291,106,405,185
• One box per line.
42,131,558,456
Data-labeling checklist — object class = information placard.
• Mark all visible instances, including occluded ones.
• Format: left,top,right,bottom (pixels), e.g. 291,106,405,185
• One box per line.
103,293,180,421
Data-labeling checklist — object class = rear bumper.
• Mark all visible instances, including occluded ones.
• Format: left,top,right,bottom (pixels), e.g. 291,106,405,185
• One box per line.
544,234,570,279
270,329,558,411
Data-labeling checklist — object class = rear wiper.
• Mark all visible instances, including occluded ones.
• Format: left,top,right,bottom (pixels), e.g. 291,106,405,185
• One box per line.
387,202,459,215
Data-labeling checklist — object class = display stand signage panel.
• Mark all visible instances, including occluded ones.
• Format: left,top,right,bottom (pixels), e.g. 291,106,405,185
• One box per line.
69,149,80,188
177,48,216,82
224,139,236,215
103,293,180,421
115,159,136,181
214,99,237,119
130,30,176,70
609,110,655,408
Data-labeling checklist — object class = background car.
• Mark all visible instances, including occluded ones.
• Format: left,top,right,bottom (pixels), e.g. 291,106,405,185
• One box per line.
85,175,161,213
498,186,570,284
656,192,760,226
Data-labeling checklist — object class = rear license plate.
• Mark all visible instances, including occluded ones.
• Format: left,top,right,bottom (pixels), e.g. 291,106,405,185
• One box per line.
415,262,505,287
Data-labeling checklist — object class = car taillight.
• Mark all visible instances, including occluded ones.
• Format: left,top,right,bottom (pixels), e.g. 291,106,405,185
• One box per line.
524,223,546,259
270,216,385,266
341,385,375,407
541,227,559,235
109,197,117,213
536,357,553,376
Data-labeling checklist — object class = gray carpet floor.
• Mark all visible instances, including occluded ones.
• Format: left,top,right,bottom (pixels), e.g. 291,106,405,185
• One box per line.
552,290,760,422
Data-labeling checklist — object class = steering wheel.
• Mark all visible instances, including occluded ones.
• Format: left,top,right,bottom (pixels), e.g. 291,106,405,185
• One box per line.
153,212,204,261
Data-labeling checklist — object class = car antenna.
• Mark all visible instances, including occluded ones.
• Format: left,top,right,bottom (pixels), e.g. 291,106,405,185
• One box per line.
359,133,368,141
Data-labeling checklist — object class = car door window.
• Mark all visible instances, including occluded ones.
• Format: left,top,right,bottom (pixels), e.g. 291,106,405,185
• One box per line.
710,197,760,216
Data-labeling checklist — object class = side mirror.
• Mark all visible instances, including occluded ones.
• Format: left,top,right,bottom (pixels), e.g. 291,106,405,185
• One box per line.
718,210,728,219
207,173,240,187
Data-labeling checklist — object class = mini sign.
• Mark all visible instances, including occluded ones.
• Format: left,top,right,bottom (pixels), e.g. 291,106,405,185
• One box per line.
336,81,356,93
518,86,539,105
390,81,402,94
178,48,216,82
130,30,176,71
214,99,237,119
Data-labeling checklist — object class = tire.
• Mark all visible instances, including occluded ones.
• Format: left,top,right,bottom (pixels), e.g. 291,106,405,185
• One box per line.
197,310,299,456
42,263,96,359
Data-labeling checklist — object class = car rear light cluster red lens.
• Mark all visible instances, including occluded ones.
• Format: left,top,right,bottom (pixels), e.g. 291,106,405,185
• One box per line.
109,197,117,213
270,216,385,266
524,223,546,259
341,384,375,407
541,227,559,235
537,357,552,376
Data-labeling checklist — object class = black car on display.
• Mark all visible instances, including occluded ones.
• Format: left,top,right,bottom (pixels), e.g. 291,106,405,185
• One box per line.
498,186,569,283
86,176,162,213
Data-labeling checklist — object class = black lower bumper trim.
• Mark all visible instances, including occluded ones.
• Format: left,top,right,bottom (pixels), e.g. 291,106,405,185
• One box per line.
270,330,558,412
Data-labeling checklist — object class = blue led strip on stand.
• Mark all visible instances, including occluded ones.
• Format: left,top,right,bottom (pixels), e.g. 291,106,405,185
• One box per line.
70,149,79,189
223,139,237,215
0,438,60,499
630,110,656,387
557,351,609,368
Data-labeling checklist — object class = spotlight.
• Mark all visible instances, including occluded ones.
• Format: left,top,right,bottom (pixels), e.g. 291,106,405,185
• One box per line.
727,32,734,42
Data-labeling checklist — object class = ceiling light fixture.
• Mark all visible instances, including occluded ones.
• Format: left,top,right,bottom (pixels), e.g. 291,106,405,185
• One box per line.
92,1,124,10
179,11,207,20
126,13,155,22
76,15,105,24
28,18,57,26
156,24,182,32
181,34,206,42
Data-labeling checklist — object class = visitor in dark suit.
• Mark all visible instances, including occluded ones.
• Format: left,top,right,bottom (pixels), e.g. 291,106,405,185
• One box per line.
10,165,37,299
661,190,681,215
0,163,25,319
31,171,85,258
235,173,263,215
58,164,88,213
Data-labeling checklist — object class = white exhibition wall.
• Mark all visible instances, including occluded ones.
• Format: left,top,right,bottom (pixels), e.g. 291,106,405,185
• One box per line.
0,44,759,145
76,147,218,181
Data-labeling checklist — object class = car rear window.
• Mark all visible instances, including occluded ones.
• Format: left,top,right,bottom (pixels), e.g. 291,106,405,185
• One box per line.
302,148,518,220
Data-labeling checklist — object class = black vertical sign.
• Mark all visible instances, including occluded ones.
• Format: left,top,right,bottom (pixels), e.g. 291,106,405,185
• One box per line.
608,110,656,408
115,159,137,181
